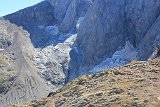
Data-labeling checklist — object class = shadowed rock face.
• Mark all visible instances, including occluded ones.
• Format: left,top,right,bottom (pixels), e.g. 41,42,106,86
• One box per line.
58,0,93,33
125,0,160,47
76,0,126,69
47,0,94,33
67,0,160,81
46,0,72,23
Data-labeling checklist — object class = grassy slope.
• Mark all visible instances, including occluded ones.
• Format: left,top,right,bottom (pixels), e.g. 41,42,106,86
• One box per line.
14,58,160,107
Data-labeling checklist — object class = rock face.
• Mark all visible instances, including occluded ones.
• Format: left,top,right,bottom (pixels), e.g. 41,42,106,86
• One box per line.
47,0,93,33
125,0,160,47
138,15,160,60
74,0,126,72
58,0,93,33
68,0,160,81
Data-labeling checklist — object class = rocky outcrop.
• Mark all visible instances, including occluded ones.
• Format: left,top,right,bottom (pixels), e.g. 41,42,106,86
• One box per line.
58,0,93,33
47,0,94,33
125,0,160,47
137,14,160,60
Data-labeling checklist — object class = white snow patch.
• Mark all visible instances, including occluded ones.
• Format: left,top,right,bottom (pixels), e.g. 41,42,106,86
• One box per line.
37,25,45,29
76,17,84,29
90,41,138,73
0,48,3,51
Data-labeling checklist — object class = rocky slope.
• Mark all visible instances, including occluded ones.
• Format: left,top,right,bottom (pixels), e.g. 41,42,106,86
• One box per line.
0,18,52,107
12,58,160,107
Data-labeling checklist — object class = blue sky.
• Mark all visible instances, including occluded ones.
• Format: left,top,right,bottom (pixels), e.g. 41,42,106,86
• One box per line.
0,0,42,16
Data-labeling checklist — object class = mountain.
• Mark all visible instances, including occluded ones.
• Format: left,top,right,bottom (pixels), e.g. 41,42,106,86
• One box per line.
11,58,160,107
1,0,160,106
5,0,160,81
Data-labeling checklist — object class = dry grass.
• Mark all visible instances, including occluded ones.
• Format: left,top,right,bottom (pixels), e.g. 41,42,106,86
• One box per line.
14,58,160,107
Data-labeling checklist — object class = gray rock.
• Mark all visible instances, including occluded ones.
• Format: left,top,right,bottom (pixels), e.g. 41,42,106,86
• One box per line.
59,0,93,33
47,0,72,22
68,0,160,81
138,14,160,60
69,0,126,81
125,0,160,47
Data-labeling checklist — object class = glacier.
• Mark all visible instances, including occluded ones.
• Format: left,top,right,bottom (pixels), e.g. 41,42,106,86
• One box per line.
33,33,77,88
90,41,137,73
